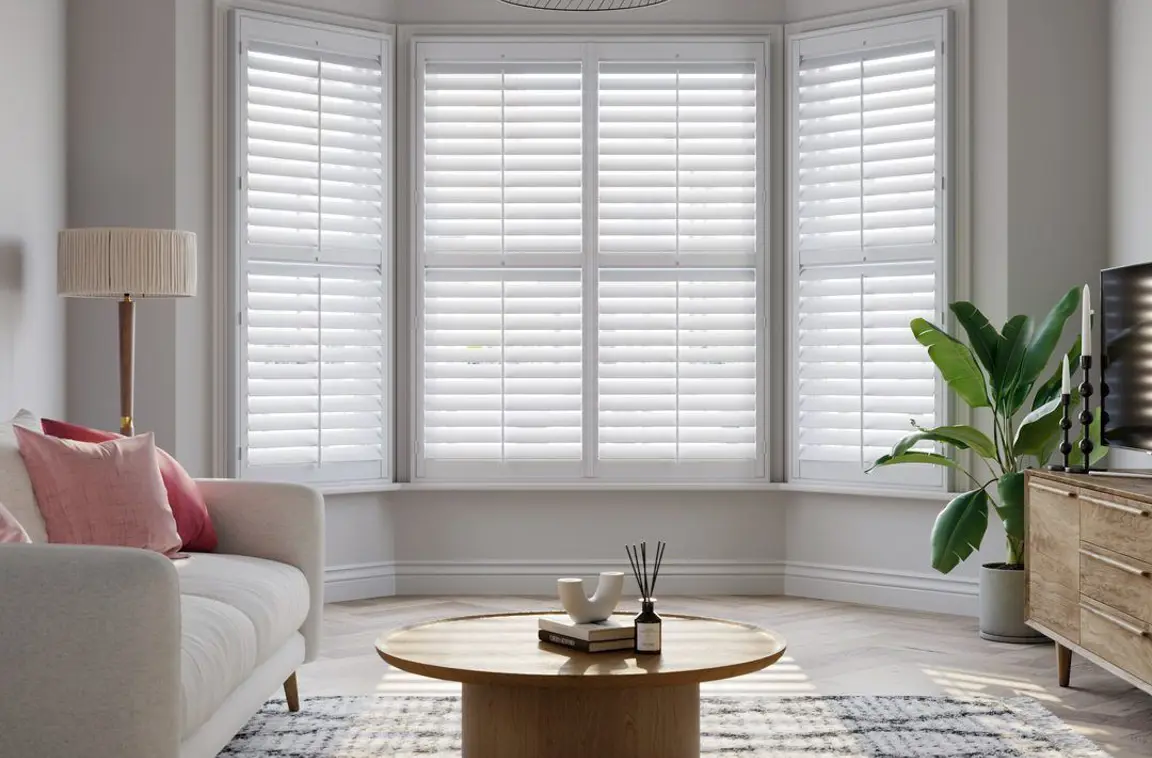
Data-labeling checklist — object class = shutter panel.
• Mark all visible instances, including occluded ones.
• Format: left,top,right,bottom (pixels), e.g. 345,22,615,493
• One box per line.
243,263,387,479
597,58,760,476
795,39,939,262
790,16,948,487
245,41,386,264
421,268,583,477
419,52,585,477
598,269,757,467
598,61,758,268
238,16,390,484
422,61,583,268
795,261,938,484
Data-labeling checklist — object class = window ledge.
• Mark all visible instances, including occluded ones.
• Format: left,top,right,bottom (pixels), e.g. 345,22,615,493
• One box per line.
312,479,960,500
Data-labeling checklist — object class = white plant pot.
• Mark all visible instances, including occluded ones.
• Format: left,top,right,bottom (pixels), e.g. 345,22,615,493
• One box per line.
557,572,624,624
979,563,1047,643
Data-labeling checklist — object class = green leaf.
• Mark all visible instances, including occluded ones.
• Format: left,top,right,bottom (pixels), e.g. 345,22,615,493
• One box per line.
867,451,958,474
950,301,1000,373
1019,286,1082,397
996,472,1026,549
931,488,990,574
1014,395,1066,457
1032,336,1082,412
887,424,997,461
911,318,990,409
994,315,1034,415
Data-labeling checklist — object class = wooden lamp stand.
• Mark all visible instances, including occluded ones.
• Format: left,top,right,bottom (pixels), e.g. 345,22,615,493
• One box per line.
119,295,135,436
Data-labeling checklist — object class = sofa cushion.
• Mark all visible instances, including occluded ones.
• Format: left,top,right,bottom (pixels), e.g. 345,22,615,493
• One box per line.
175,554,310,666
179,595,258,738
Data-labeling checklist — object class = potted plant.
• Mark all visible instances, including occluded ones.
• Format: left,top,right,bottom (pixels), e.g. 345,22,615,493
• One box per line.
869,287,1104,642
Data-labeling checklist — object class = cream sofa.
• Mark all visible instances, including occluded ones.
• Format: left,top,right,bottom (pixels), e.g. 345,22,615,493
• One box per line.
0,478,325,758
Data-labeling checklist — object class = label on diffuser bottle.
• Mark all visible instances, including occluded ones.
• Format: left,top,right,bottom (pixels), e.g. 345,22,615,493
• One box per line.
636,621,662,653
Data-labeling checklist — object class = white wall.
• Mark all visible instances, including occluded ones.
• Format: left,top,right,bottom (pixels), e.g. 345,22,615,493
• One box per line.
0,0,66,418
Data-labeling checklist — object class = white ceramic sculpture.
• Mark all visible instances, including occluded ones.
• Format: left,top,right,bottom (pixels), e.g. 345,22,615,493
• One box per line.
557,572,625,624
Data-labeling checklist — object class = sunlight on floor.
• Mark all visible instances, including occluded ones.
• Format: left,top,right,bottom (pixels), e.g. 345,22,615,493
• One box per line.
922,665,1063,703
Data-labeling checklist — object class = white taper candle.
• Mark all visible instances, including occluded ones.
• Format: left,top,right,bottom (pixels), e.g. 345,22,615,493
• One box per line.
1061,355,1070,396
1081,284,1092,358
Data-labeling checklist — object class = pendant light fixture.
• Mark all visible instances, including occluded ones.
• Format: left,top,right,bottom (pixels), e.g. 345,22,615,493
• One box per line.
499,0,670,10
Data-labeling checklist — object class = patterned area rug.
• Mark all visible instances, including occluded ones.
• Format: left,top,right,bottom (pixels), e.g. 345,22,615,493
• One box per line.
221,695,1109,757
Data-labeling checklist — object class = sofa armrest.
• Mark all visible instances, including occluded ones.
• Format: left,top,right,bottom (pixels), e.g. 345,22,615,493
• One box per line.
195,479,325,661
0,545,181,758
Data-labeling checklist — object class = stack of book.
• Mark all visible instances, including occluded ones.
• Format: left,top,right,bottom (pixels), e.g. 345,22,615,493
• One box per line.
537,615,634,653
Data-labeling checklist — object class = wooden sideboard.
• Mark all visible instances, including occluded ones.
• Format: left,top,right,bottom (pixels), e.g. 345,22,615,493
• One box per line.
1026,470,1152,694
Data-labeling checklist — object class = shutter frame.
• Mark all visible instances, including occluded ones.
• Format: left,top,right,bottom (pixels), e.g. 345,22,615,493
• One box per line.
235,13,393,485
788,11,951,489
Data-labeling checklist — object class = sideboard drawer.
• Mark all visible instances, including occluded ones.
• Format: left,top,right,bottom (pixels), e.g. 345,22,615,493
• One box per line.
1081,492,1152,565
1081,544,1152,625
1080,597,1152,684
1028,482,1081,560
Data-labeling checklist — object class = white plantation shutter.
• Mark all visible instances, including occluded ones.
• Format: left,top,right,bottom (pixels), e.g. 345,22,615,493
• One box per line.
596,55,761,476
236,15,391,484
416,40,765,481
789,13,949,487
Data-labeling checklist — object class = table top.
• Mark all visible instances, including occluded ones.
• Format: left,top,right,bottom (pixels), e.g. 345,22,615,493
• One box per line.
375,611,787,689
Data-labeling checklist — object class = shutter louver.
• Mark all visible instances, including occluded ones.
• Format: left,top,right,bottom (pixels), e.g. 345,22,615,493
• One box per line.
796,40,938,262
597,59,760,474
238,18,390,484
790,17,947,487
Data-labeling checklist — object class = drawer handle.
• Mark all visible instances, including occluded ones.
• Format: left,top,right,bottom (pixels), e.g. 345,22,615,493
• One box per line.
1032,483,1077,498
1080,548,1152,578
1082,603,1150,637
1080,494,1151,517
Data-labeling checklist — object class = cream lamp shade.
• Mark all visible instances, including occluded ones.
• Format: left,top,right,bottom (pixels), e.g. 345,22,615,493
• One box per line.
57,227,197,298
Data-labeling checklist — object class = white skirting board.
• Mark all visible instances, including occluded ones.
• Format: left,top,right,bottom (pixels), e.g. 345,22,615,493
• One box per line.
323,559,978,616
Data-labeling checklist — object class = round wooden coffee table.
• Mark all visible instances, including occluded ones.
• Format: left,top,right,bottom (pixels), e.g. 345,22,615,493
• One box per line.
376,611,786,758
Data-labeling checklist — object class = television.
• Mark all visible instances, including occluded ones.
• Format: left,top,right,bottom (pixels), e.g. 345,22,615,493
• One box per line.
1101,261,1152,453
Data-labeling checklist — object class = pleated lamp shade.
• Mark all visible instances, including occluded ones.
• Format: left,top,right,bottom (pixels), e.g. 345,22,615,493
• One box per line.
58,228,197,298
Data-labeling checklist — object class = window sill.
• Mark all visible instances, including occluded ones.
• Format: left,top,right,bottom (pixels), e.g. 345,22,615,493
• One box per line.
318,480,958,499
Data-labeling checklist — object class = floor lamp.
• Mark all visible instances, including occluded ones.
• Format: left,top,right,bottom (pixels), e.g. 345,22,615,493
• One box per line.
58,228,197,436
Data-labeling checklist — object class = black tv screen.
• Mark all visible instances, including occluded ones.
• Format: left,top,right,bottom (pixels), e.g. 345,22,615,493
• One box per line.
1102,262,1152,452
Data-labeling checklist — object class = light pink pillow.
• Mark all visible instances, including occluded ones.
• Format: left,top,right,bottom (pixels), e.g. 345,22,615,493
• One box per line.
14,427,180,554
0,501,30,543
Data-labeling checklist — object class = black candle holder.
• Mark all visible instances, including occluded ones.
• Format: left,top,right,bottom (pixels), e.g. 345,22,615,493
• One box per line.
1070,354,1095,474
1047,393,1073,472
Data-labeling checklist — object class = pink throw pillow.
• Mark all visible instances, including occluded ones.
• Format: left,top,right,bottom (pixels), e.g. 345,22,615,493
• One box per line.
41,418,217,552
14,427,181,554
0,501,30,543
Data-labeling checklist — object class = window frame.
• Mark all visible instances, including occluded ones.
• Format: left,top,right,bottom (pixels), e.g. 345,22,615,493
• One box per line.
230,10,395,486
409,35,772,483
785,9,954,489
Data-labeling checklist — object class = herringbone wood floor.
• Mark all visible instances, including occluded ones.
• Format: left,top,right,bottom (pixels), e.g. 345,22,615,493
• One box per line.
303,596,1151,757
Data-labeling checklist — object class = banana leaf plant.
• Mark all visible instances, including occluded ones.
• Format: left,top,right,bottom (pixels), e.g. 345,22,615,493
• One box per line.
868,287,1105,574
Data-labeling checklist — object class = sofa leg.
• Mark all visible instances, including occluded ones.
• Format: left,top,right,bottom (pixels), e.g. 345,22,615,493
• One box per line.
284,672,300,712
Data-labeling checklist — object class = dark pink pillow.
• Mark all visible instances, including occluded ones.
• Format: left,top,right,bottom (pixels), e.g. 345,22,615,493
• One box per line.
0,501,30,543
14,427,181,554
41,418,217,552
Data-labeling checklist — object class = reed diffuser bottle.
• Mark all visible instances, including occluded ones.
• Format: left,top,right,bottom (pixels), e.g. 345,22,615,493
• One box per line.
626,541,665,655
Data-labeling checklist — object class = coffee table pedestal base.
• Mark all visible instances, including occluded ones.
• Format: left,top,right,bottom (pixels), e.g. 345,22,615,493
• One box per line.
462,682,700,758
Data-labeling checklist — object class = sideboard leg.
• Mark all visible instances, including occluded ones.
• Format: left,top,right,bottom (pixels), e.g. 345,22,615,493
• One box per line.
1057,644,1072,688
